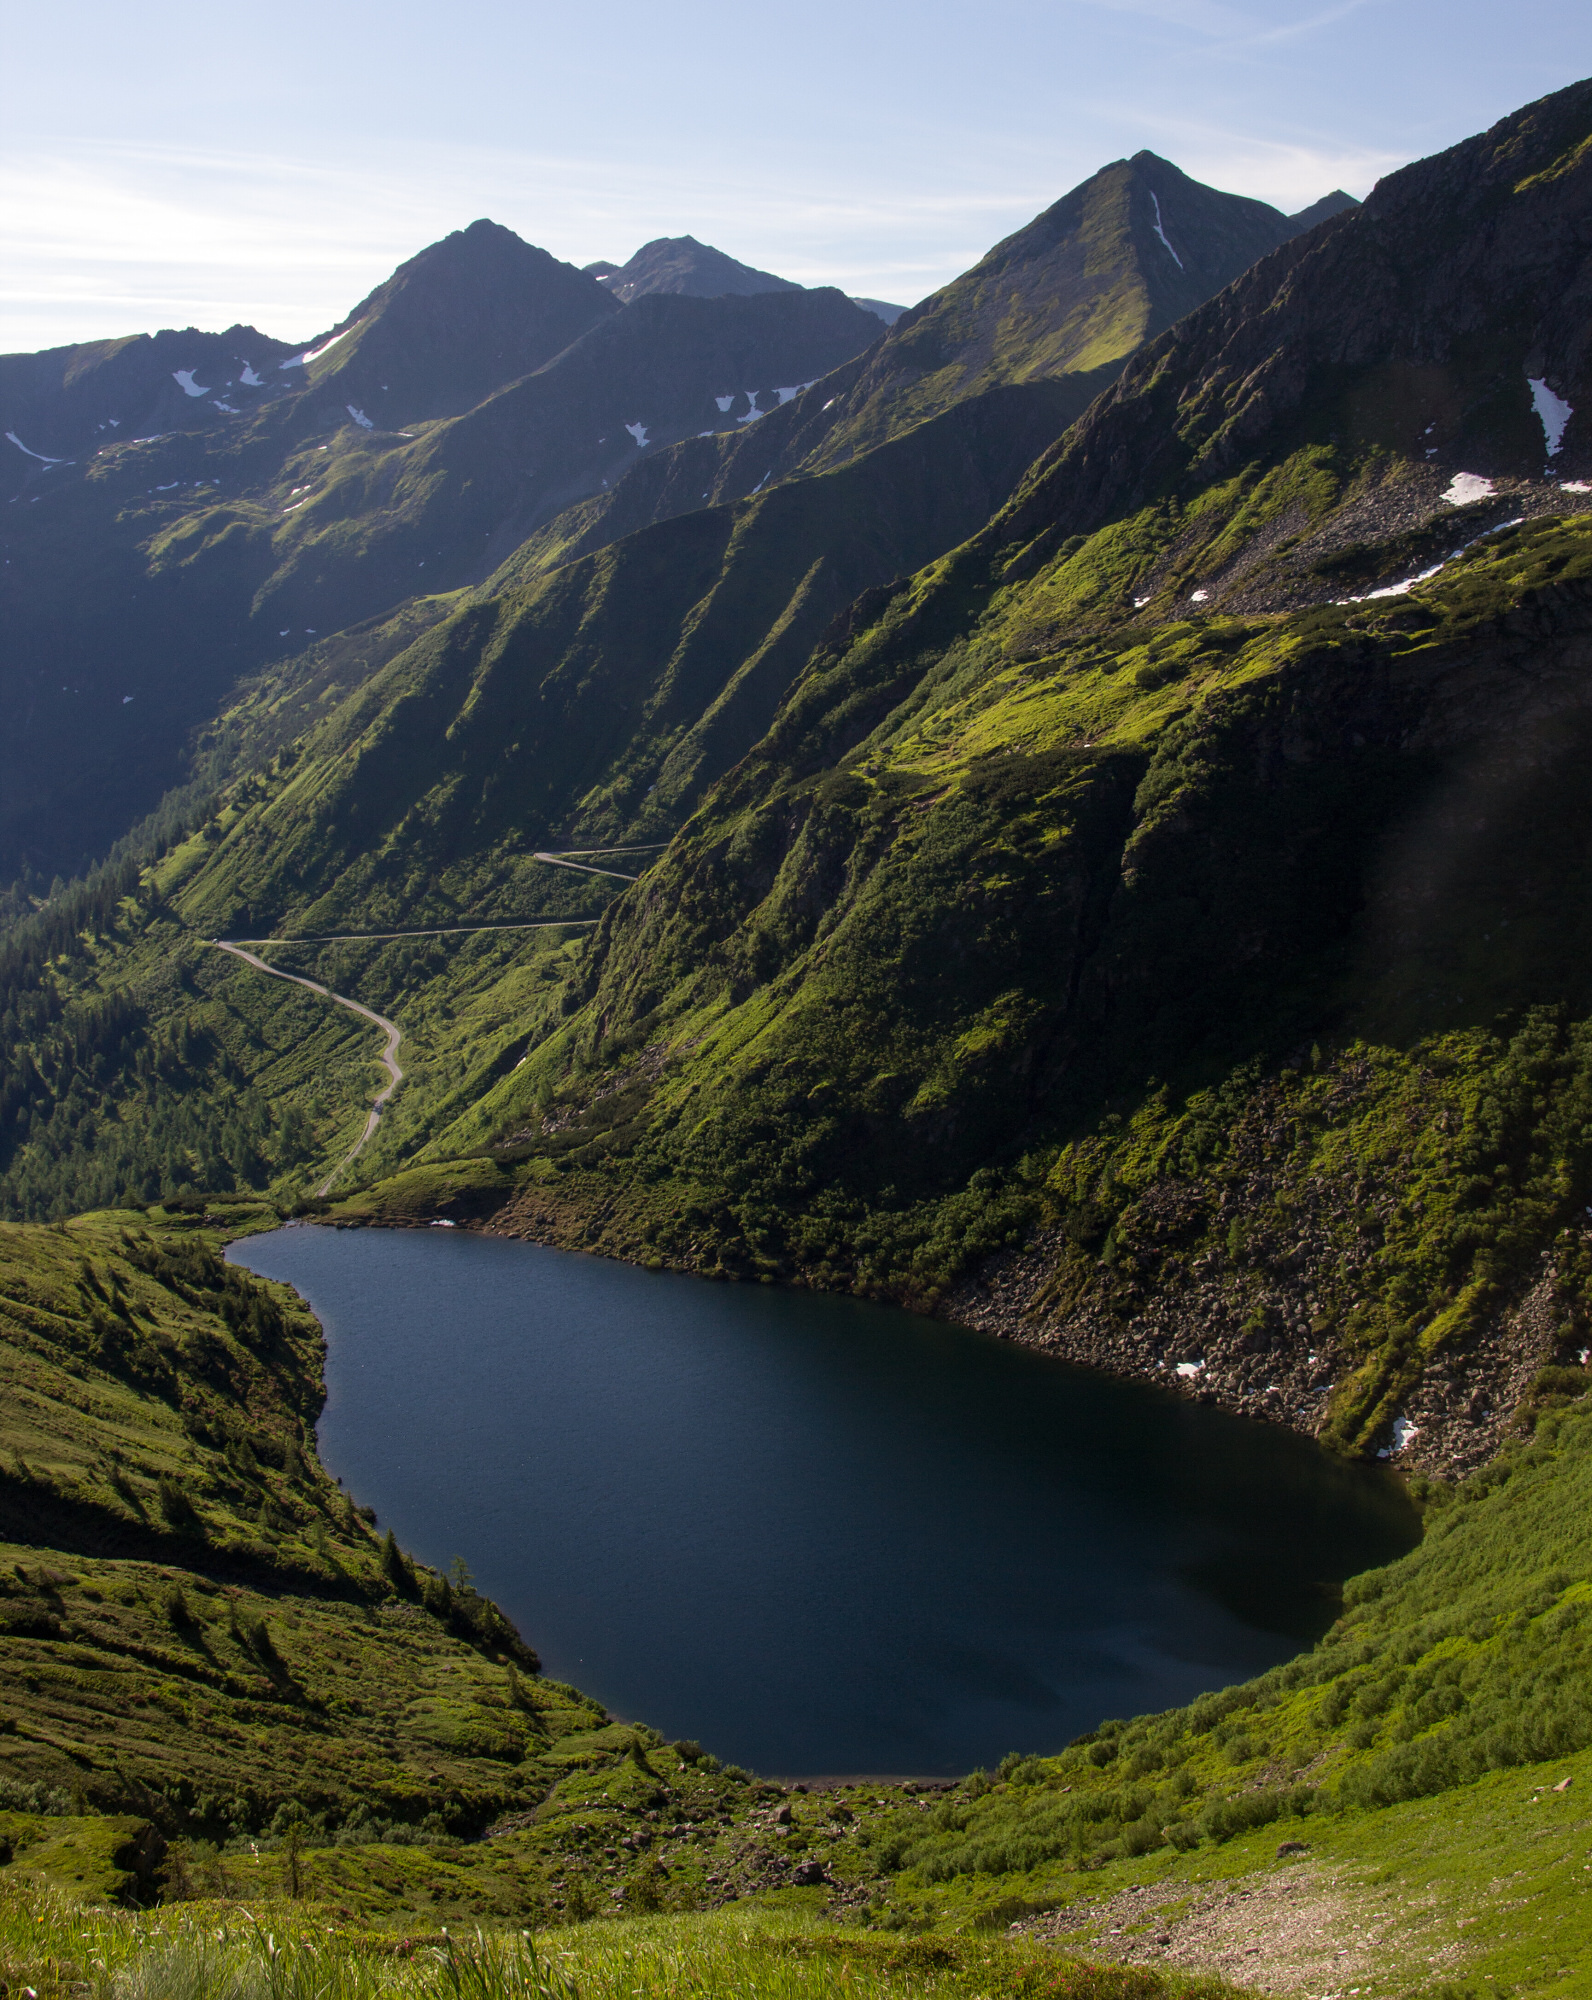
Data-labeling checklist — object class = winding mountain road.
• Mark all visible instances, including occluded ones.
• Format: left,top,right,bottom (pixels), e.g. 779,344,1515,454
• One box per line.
209,857,662,1191
210,941,405,1196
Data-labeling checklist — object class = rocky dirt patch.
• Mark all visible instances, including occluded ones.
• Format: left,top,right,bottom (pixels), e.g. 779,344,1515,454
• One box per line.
1012,1859,1440,1996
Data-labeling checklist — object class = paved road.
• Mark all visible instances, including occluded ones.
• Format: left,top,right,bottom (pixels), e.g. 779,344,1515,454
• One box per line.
532,851,639,881
222,920,597,944
210,941,405,1197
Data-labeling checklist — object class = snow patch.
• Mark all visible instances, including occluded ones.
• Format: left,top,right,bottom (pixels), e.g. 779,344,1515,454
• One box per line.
737,392,764,424
213,401,239,413
1133,594,1150,609
1338,516,1527,604
429,1218,457,1228
1190,588,1209,603
822,397,837,411
1175,1359,1205,1378
347,404,374,429
1561,480,1592,494
1528,375,1573,457
774,381,816,405
1391,1416,1421,1453
154,481,180,491
122,695,133,703
1441,472,1495,505
1351,564,1445,602
714,395,734,413
238,362,264,387
5,431,66,464
279,323,358,370
173,369,211,398
624,420,649,447
1150,192,1184,271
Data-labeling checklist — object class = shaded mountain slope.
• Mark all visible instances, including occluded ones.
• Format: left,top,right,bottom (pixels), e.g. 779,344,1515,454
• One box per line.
0,154,1347,890
0,259,878,884
157,375,1087,941
288,218,621,429
0,221,619,474
0,324,300,468
849,297,909,325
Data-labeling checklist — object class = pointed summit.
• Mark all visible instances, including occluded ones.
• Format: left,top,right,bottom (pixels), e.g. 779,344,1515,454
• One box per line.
768,151,1309,481
1287,189,1361,233
301,219,619,424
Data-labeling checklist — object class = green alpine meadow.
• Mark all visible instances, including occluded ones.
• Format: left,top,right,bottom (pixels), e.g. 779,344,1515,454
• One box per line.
4,68,1592,2000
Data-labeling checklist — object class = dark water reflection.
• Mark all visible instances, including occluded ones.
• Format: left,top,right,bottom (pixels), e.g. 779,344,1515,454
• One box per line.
230,1227,1418,1776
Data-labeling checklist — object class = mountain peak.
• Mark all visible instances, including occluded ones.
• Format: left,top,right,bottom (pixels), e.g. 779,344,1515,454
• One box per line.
1287,188,1361,232
296,220,619,423
591,236,802,305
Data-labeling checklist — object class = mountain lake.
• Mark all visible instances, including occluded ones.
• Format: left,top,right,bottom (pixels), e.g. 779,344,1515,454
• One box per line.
229,1225,1419,1777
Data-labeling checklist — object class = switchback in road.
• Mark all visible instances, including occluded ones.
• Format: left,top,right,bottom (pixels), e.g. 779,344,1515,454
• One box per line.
210,941,405,1196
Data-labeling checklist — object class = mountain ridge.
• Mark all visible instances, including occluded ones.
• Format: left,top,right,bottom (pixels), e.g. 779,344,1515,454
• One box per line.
0,155,1324,888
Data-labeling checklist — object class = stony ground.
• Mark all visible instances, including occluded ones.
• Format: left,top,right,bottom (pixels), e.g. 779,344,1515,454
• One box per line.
1014,1856,1437,1997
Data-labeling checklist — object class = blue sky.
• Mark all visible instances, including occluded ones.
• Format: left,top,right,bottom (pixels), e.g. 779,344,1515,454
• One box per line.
2,0,1588,351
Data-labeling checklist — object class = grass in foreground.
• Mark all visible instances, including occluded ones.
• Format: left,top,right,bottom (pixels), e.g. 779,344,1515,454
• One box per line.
0,1894,1248,2000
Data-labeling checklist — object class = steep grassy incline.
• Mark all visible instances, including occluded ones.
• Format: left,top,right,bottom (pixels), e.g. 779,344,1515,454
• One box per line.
0,1217,572,1837
451,516,1592,1459
132,380,1082,947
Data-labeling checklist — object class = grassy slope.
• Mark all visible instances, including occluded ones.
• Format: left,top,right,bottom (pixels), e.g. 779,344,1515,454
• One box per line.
0,1900,1250,2000
341,89,1592,1478
0,377,1088,1223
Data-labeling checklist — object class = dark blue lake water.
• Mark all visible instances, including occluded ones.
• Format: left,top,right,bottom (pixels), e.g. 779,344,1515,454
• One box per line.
229,1226,1417,1778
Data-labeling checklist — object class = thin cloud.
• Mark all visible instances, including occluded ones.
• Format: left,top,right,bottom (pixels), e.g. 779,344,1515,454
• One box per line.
0,139,1077,347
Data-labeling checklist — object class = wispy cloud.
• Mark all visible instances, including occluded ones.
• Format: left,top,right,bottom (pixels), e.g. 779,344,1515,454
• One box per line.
0,139,1074,348
1075,0,1381,47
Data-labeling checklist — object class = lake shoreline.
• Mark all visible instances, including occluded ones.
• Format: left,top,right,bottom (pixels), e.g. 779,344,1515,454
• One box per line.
231,1220,1419,1778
